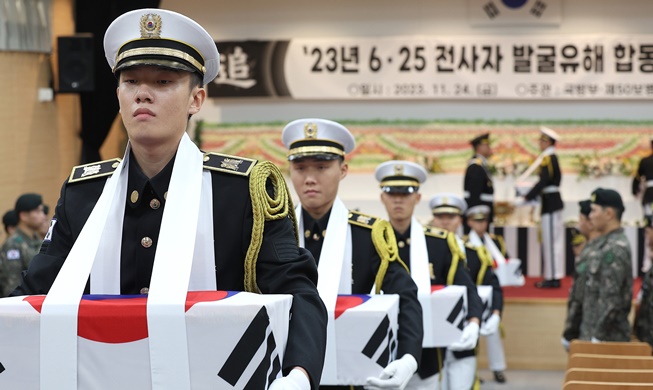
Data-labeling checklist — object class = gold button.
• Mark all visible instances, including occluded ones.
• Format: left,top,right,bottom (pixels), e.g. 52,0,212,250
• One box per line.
141,237,153,248
398,241,405,248
406,238,411,245
203,155,210,162
130,190,139,204
150,199,161,209
312,233,320,241
112,162,119,169
164,191,168,200
304,229,311,238
140,287,149,294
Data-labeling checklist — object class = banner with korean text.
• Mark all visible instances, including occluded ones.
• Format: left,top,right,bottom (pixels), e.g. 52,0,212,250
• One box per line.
209,35,653,100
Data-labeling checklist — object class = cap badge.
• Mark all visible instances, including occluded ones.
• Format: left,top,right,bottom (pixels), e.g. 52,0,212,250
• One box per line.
304,123,318,139
394,164,404,175
442,196,449,205
591,193,596,202
140,13,162,39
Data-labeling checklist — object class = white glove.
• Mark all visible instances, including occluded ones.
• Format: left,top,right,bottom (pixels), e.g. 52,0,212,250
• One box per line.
268,368,310,390
591,337,602,343
365,354,418,390
561,337,570,352
480,313,501,336
513,196,526,207
448,321,480,351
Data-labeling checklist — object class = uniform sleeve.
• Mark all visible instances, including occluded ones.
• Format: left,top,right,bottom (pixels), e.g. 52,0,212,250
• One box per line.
593,245,632,342
563,274,584,341
253,181,327,389
525,157,551,201
11,181,73,296
481,266,503,313
464,164,485,207
632,159,643,196
451,262,483,320
374,249,423,365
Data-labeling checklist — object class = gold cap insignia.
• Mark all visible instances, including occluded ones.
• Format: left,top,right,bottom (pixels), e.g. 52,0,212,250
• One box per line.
304,123,318,139
394,164,404,176
442,196,449,205
591,193,596,202
140,14,162,39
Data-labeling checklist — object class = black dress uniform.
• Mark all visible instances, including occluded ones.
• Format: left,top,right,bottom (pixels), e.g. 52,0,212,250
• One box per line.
302,208,424,390
395,226,483,380
524,152,563,214
464,155,494,226
12,152,328,389
632,153,653,214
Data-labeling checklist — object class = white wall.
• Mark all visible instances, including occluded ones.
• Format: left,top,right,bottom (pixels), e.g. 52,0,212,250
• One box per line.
160,0,653,123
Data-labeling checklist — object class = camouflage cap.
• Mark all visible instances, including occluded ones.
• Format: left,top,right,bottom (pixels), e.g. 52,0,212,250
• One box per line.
590,188,624,211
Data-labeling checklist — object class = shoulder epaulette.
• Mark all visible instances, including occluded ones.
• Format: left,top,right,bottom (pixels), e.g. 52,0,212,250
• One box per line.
465,242,480,252
69,158,122,183
540,156,551,167
424,226,448,239
203,152,257,177
348,210,380,229
468,158,482,166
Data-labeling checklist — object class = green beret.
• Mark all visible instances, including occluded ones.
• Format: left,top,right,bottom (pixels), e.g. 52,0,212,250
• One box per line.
578,199,592,217
590,188,624,211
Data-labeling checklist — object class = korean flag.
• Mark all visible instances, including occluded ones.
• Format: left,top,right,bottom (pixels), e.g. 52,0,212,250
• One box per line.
468,0,561,27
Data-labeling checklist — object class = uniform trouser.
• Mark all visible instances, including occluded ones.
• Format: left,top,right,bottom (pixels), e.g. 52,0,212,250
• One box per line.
440,350,476,390
541,210,565,280
485,332,506,372
405,372,441,390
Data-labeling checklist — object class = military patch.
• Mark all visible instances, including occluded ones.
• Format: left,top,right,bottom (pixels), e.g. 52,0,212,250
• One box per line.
69,158,122,183
604,252,615,264
424,226,447,239
44,219,57,242
348,210,379,229
203,152,257,176
6,249,20,260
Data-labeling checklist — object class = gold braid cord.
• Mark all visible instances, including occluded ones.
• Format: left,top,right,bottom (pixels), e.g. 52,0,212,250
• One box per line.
475,246,492,286
446,232,465,286
371,219,409,294
244,161,297,293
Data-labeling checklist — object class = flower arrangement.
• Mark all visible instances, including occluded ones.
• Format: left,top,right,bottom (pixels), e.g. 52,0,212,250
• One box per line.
392,154,444,174
487,152,533,179
575,153,639,179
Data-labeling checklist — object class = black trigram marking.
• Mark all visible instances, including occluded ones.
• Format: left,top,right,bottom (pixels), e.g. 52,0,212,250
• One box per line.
218,306,281,388
0,362,4,374
483,2,500,18
362,315,393,366
446,296,466,330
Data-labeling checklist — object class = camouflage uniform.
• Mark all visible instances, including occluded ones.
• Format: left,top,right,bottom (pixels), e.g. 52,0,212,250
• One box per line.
635,266,653,347
579,227,633,341
0,228,41,296
562,238,597,341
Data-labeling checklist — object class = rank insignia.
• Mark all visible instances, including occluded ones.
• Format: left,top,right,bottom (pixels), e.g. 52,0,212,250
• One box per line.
69,158,122,183
203,152,257,176
348,210,379,229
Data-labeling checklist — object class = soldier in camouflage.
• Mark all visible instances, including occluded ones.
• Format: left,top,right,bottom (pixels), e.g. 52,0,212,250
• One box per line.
634,215,653,347
562,200,600,350
0,193,47,296
579,188,633,342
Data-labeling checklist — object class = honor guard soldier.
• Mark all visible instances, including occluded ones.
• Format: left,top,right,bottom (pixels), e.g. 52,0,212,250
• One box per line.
632,137,653,272
463,133,494,234
428,194,498,390
284,119,423,390
464,205,507,384
375,161,483,390
515,127,564,288
581,188,632,342
0,194,48,297
12,9,327,390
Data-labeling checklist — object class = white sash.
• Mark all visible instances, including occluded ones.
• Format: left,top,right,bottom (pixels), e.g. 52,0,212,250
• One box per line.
516,146,555,183
40,133,215,390
483,233,506,266
409,218,434,346
295,197,351,384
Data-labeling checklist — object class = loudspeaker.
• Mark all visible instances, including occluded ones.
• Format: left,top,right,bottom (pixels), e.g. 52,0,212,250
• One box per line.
57,35,95,93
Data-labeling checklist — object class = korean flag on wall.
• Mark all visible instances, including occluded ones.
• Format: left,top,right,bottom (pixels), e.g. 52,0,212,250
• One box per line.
468,0,561,26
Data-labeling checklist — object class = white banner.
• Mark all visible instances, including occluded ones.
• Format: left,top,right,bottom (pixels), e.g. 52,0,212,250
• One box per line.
211,35,653,100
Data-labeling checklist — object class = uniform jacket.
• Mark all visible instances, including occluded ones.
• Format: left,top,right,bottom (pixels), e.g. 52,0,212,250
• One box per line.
11,153,328,389
525,152,563,215
464,154,494,223
632,154,653,205
0,227,42,297
563,238,596,342
579,227,633,342
395,225,483,379
635,265,653,347
301,208,423,368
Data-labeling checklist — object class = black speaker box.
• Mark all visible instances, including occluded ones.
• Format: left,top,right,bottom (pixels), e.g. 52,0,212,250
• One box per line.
57,35,95,93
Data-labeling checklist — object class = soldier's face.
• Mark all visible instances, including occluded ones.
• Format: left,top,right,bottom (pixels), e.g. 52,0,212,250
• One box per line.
467,218,488,235
289,158,347,217
430,213,461,232
117,66,205,150
477,144,492,158
21,205,47,232
578,214,594,238
380,192,421,223
589,204,609,232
